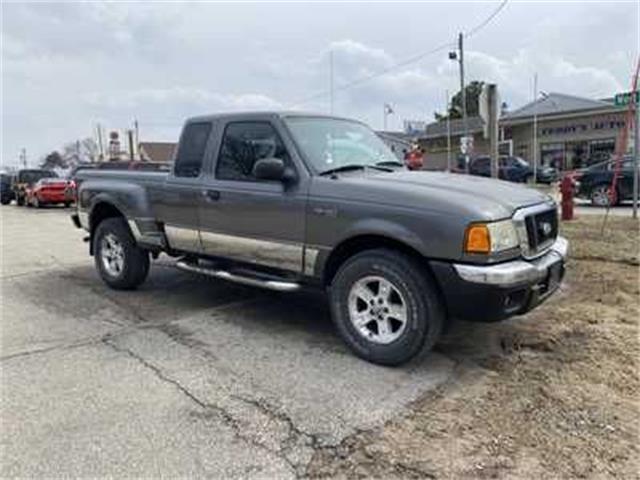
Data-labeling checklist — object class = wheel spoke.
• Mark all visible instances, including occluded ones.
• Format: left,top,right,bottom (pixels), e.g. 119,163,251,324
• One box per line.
387,304,406,322
352,311,371,327
378,279,392,301
353,284,375,304
377,318,392,340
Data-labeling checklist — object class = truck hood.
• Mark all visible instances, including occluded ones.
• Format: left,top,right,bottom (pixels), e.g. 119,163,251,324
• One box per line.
321,170,552,220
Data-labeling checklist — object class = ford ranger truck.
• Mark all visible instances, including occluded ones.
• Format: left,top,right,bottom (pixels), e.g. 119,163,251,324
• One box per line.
71,112,568,366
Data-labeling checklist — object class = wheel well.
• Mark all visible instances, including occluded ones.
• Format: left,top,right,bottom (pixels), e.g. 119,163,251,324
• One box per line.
323,234,427,286
323,234,450,323
89,202,125,254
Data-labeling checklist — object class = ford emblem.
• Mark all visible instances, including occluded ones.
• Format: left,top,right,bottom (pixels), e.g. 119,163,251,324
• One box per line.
540,222,552,235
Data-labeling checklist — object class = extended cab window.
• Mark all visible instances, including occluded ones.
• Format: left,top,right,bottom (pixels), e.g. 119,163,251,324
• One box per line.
174,122,212,178
216,122,290,181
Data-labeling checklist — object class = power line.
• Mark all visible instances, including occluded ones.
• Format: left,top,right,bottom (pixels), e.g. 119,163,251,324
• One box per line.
465,0,509,39
290,0,509,108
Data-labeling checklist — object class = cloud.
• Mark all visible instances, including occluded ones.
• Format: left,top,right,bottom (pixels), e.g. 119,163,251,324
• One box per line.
1,2,634,165
82,87,283,128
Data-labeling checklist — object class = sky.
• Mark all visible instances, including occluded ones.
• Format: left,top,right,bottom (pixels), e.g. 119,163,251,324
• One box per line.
1,1,638,167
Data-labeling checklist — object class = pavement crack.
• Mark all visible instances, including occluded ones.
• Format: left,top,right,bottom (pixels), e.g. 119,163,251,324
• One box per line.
103,339,210,409
101,339,301,476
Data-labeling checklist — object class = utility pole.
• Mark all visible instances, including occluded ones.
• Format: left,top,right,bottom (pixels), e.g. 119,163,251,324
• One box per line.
19,148,27,168
329,50,334,115
96,124,104,162
449,33,468,171
134,119,140,160
458,33,468,172
532,73,539,183
446,89,452,172
127,129,135,162
487,84,499,178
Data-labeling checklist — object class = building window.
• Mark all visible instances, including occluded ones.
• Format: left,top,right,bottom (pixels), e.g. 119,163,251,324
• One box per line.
540,143,565,170
588,139,615,165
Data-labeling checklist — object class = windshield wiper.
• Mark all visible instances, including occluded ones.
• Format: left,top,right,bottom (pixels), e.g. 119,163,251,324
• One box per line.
319,164,391,176
375,160,405,168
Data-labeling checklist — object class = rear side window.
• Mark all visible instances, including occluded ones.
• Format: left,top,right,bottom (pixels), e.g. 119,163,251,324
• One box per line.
216,122,290,182
474,158,489,169
174,122,212,178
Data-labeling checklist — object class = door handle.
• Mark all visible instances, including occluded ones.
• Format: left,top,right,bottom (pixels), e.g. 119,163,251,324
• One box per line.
202,189,220,201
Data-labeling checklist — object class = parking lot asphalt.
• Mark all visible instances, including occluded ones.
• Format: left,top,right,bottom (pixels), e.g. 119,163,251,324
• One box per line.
0,205,454,478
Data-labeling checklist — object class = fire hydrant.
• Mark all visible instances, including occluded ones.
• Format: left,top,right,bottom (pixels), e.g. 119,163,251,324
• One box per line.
560,174,574,221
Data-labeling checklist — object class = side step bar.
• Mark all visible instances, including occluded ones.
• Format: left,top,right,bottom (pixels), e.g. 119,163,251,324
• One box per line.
175,260,301,292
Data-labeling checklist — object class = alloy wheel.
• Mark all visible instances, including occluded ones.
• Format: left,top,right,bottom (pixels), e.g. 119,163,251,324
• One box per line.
347,275,408,344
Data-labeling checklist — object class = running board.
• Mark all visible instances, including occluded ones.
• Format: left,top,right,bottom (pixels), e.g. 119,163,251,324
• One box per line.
175,260,301,292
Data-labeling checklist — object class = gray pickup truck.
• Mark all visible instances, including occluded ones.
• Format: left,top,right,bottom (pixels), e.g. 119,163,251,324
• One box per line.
72,112,567,365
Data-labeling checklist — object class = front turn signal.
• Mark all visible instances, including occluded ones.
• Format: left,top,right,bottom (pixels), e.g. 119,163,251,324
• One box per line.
465,224,491,254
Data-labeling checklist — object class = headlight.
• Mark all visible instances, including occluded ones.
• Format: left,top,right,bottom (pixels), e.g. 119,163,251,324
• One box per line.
464,219,519,254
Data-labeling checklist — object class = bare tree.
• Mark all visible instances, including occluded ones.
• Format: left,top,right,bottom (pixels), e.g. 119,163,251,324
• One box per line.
61,138,99,166
40,151,66,170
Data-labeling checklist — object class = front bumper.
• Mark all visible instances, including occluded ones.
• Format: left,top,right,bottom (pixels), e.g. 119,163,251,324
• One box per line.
430,237,568,322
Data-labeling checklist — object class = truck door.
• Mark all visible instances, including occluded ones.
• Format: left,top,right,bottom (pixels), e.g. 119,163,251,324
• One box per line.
154,121,212,253
198,119,308,274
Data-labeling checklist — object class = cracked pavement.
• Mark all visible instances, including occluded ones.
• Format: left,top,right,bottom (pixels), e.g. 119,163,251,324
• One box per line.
1,205,454,477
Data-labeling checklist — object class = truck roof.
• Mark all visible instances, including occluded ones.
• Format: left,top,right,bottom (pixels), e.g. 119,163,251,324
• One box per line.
185,111,366,125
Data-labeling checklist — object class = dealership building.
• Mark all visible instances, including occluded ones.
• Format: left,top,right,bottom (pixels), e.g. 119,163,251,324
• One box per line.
418,93,628,171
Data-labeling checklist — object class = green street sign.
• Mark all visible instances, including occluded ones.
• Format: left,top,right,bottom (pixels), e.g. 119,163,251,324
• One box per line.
614,91,640,106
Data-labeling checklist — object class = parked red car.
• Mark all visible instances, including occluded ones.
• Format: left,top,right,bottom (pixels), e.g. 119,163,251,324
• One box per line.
26,178,75,208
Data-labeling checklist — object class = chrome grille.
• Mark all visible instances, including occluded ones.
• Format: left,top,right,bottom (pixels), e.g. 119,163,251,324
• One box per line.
513,202,558,259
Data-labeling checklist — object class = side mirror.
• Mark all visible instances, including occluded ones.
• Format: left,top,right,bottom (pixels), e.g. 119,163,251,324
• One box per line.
253,158,296,183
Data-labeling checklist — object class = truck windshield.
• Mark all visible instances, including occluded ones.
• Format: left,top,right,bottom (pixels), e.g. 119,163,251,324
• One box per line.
284,117,401,175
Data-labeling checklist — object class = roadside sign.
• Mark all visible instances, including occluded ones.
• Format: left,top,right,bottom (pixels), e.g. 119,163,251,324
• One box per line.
460,135,473,154
614,91,640,106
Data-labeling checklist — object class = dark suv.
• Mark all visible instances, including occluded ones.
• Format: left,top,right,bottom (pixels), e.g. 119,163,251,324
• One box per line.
575,156,635,206
469,156,558,184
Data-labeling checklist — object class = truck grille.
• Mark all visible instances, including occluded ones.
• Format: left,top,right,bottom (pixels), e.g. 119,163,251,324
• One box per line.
524,208,558,256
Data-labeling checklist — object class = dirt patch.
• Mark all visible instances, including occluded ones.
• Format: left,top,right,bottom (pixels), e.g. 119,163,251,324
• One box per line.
307,216,639,479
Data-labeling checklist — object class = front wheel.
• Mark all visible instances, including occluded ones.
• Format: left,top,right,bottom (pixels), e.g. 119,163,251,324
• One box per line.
329,249,444,366
590,184,617,207
94,217,150,290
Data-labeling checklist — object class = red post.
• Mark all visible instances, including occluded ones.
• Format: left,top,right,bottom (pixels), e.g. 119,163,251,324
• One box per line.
560,174,574,221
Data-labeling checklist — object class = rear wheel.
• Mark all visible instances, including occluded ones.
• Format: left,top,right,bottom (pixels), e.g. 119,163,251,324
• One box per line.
94,217,150,290
329,248,444,366
0,197,9,205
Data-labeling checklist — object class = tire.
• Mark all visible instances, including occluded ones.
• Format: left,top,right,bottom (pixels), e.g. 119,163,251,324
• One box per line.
16,196,25,206
329,248,444,366
93,217,150,290
0,198,9,205
590,184,617,207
